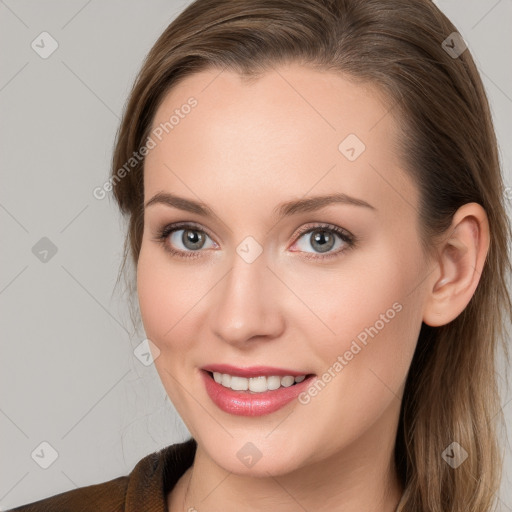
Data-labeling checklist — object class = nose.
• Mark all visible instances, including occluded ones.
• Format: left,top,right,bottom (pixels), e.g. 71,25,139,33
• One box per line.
210,247,285,348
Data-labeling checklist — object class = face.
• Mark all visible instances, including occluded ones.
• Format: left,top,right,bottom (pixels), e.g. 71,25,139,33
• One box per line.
137,63,431,476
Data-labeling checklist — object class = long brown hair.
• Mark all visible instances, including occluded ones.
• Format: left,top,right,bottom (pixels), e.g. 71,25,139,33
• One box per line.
109,1,512,510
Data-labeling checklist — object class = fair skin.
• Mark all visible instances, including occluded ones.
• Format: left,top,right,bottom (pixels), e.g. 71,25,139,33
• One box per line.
136,63,489,512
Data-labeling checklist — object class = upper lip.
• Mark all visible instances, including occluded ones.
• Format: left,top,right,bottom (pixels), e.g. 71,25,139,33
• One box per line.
201,364,312,378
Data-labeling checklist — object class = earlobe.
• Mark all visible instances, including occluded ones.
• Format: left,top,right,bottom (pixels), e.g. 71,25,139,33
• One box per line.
422,202,490,327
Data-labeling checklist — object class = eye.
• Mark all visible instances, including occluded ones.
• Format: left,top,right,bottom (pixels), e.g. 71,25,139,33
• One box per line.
154,222,217,259
290,223,356,260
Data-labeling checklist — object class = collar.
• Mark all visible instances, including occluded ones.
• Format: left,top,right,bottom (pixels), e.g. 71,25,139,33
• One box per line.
124,437,196,511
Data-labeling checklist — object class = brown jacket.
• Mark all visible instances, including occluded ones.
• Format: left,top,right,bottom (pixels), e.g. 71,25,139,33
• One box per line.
6,438,197,512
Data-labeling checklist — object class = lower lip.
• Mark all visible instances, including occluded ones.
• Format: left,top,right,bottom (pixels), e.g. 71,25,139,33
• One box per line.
201,370,316,417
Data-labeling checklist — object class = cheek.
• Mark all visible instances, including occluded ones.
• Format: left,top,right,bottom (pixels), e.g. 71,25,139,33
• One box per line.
137,252,166,342
136,246,189,351
302,242,424,384
289,254,424,451
136,243,219,360
136,247,199,408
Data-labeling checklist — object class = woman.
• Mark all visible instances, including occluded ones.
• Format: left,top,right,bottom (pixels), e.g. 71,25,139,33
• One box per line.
8,0,511,511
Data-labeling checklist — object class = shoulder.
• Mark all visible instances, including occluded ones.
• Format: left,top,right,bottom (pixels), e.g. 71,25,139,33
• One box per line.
6,474,128,512
6,438,197,512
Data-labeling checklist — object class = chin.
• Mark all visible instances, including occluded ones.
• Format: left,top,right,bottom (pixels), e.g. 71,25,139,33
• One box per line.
196,428,316,477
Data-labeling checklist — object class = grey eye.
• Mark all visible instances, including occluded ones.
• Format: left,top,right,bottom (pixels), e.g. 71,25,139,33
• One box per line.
294,228,347,254
169,229,213,251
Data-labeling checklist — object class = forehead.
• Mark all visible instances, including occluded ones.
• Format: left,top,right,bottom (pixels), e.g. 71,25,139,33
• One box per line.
143,63,417,219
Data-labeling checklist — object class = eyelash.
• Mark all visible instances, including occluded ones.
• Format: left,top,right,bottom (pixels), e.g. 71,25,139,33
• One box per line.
152,221,356,261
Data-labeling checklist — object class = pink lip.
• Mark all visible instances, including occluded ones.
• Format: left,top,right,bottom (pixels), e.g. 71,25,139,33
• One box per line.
200,369,316,417
201,363,309,378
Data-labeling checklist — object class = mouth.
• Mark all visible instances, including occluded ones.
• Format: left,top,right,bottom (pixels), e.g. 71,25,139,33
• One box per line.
200,369,317,416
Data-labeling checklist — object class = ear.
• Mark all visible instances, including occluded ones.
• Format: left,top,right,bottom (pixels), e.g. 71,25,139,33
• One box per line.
422,202,490,327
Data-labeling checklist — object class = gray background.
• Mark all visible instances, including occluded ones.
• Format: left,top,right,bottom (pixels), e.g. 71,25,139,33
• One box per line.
0,0,511,509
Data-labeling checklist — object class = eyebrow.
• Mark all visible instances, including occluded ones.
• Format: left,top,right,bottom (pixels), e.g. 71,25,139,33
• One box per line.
144,191,376,217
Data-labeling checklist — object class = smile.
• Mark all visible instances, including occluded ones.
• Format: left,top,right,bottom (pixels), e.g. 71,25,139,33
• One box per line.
201,369,316,416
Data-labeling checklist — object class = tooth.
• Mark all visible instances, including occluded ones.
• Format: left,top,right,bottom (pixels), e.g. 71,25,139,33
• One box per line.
267,375,281,390
249,376,267,392
213,372,307,391
230,376,249,391
221,373,231,387
281,376,295,387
